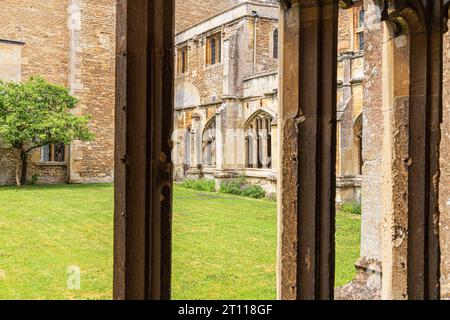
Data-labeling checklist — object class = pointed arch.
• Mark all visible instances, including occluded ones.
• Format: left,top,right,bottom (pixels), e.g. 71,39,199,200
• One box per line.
243,109,275,129
244,110,274,169
202,116,216,166
273,28,279,59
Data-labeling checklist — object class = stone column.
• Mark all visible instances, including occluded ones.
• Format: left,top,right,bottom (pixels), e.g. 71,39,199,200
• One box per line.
261,119,269,168
441,22,450,300
252,127,258,168
277,0,339,300
67,0,83,183
336,52,357,204
357,0,383,290
380,24,410,300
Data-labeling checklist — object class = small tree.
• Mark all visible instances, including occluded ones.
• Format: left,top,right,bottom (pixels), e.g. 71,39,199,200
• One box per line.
0,77,94,186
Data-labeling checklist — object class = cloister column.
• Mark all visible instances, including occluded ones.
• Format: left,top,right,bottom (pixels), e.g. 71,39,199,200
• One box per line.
277,0,342,300
261,120,270,169
114,0,174,300
252,128,259,168
380,22,410,300
358,0,384,290
191,114,202,170
381,0,446,300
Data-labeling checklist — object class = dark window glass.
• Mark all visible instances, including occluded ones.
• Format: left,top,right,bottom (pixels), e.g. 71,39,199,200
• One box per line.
273,29,279,59
54,143,65,162
211,38,216,65
358,9,365,28
358,32,364,51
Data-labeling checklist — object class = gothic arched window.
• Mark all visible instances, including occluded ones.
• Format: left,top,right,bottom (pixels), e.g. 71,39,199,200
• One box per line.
354,5,365,51
273,28,279,59
244,111,273,169
183,128,191,165
206,32,221,65
353,112,363,175
202,117,216,166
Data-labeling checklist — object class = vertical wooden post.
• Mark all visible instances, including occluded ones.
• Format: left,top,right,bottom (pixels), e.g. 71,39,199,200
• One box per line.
277,0,339,300
114,0,174,300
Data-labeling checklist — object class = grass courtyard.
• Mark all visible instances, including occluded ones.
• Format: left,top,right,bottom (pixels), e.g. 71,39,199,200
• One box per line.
0,184,360,300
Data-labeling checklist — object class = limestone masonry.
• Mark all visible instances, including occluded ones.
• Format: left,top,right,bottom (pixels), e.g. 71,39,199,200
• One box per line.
0,0,449,299
0,0,116,184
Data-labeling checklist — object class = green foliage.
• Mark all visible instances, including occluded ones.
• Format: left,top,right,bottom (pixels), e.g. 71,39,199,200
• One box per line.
341,202,362,215
181,176,267,199
240,185,266,199
28,174,40,186
180,178,216,192
219,176,246,195
0,184,360,299
220,175,266,199
0,77,94,150
0,77,95,185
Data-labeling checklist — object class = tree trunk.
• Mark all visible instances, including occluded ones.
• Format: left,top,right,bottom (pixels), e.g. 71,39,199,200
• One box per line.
19,150,28,186
15,149,21,187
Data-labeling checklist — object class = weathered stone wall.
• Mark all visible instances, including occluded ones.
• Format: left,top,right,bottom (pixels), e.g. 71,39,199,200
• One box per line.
0,0,70,184
255,19,278,73
441,29,450,299
0,1,70,84
173,3,279,189
359,0,384,265
175,0,279,34
175,0,240,34
0,0,115,185
338,5,352,54
336,7,365,204
68,0,116,183
0,42,23,82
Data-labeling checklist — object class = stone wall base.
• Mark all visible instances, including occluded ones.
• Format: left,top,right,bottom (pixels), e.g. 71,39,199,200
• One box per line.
335,257,382,300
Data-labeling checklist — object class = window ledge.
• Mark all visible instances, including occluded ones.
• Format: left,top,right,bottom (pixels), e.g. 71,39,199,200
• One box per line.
36,161,68,167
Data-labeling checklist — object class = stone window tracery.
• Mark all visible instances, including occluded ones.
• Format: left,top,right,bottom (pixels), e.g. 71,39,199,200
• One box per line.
245,111,273,169
273,28,279,59
177,45,188,74
206,32,221,65
353,112,363,175
202,117,216,166
353,4,365,52
41,143,66,163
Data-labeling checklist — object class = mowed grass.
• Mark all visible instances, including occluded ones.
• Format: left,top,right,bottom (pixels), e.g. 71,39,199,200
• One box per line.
0,184,360,300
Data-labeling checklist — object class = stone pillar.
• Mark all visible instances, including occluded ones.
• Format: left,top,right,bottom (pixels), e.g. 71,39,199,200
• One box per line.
67,0,83,183
186,113,202,179
214,97,240,189
261,120,270,168
441,21,450,300
336,52,358,204
358,0,383,290
380,24,410,300
252,128,258,168
215,108,224,171
277,0,339,300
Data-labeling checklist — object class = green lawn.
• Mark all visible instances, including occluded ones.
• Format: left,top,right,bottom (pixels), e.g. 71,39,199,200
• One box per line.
0,184,360,300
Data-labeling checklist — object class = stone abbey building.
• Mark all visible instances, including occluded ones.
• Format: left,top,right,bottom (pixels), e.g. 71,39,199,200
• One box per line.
172,0,450,298
173,0,366,202
1,0,449,299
